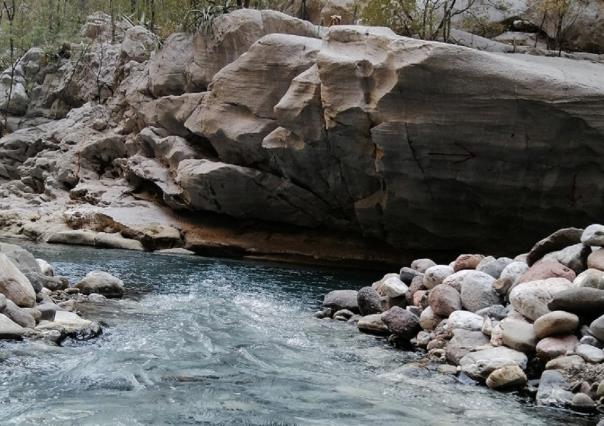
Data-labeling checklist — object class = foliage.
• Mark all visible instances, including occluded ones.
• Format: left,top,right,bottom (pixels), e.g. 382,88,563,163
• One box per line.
360,0,478,41
531,0,585,54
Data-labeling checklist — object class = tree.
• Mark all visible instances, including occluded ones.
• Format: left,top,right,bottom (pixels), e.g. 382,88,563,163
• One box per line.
361,0,478,42
534,0,584,56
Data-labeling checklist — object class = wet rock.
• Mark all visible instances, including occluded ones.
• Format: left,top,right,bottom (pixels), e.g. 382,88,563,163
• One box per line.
0,313,25,339
536,335,578,361
509,278,572,321
357,314,389,335
545,355,585,370
549,287,604,317
381,306,420,340
75,271,125,298
460,271,500,312
500,318,536,353
28,274,68,292
459,346,528,380
411,258,436,273
428,284,461,317
36,311,101,341
587,249,604,271
571,393,596,412
516,260,576,285
533,310,579,339
322,290,358,312
333,309,354,321
423,265,454,289
581,224,604,246
0,254,36,307
536,370,573,407
477,257,514,279
486,365,527,390
357,286,383,316
373,274,408,308
446,329,490,364
399,267,422,285
590,314,604,341
453,254,484,272
447,310,483,331
574,344,604,363
36,259,54,276
527,227,583,266
87,293,107,303
419,306,441,331
36,302,64,321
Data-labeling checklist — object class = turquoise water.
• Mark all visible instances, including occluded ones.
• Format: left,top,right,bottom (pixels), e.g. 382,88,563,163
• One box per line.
0,243,592,425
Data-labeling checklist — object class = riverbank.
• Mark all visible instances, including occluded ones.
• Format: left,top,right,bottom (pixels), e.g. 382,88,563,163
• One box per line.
318,225,604,421
0,242,589,425
0,241,126,345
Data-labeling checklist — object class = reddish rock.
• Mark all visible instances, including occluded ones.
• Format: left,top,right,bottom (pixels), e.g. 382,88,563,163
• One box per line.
516,260,575,285
453,254,485,272
428,284,461,317
536,335,579,361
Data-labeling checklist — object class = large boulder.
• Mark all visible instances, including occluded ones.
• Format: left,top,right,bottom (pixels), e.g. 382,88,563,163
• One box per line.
75,271,125,298
0,254,36,307
509,278,573,321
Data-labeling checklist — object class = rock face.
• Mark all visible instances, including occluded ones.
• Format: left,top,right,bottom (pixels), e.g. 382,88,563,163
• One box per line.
1,11,604,263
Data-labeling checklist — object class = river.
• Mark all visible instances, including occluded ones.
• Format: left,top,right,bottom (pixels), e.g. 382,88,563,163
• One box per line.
0,244,592,425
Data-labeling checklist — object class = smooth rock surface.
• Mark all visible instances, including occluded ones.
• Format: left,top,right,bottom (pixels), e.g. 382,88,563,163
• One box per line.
459,346,528,380
428,284,461,317
509,278,572,321
460,271,500,312
75,271,125,298
533,310,579,339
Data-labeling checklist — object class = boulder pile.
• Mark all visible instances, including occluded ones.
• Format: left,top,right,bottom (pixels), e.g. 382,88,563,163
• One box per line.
317,225,604,414
0,241,125,344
